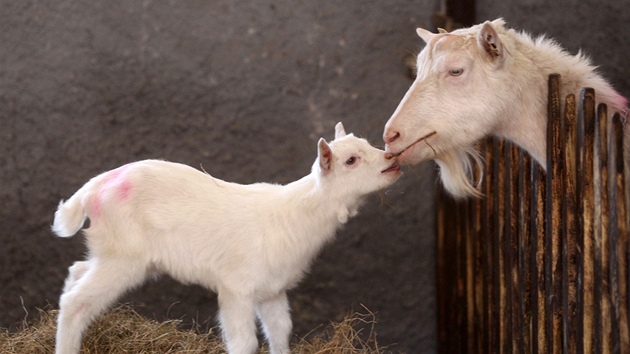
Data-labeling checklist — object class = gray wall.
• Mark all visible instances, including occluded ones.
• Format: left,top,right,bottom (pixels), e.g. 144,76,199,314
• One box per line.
0,1,439,353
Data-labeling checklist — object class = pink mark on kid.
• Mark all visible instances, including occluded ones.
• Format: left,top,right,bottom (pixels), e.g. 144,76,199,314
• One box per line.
90,163,135,220
91,194,102,220
117,179,133,200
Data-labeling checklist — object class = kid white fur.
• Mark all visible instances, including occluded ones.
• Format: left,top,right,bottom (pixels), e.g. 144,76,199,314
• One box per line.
383,19,628,198
52,122,401,354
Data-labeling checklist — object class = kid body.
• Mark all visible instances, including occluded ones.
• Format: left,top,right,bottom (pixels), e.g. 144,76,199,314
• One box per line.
52,123,401,354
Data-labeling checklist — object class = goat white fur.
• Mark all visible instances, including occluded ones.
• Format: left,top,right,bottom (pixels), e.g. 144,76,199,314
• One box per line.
52,122,401,354
383,18,628,198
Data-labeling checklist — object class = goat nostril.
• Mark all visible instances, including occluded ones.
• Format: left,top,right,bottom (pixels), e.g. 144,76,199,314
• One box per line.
387,131,400,144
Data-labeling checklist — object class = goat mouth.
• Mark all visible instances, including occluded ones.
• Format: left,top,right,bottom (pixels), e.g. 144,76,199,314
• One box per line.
387,131,437,158
381,161,401,173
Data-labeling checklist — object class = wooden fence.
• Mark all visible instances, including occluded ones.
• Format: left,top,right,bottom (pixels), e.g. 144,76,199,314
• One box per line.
436,74,629,354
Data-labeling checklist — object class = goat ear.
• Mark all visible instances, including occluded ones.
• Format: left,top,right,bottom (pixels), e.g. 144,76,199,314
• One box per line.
334,122,347,139
477,22,502,59
491,18,506,29
416,28,436,43
318,138,333,173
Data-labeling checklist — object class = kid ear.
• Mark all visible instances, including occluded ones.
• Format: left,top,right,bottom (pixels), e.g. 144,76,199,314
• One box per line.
477,21,502,59
416,27,436,43
318,138,333,173
334,122,347,139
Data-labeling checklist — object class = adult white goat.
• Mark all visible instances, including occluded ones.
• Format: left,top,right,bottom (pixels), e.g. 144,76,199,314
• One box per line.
52,122,401,354
383,18,628,198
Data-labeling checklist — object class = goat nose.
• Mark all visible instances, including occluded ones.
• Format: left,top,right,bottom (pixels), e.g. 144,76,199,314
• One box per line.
384,131,400,144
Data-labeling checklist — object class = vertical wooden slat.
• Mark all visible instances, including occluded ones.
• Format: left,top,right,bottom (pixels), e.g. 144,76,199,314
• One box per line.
458,196,468,353
472,143,485,354
546,73,563,354
492,139,503,352
607,112,623,354
581,88,597,354
483,139,494,354
626,114,630,354
575,89,587,354
563,94,581,354
593,102,606,354
451,194,462,354
520,151,533,354
536,160,547,353
530,154,542,354
502,140,514,354
598,103,613,354
447,192,459,354
554,75,566,354
454,197,462,354
436,188,444,352
436,187,449,354
510,144,524,354
610,113,630,354
463,196,474,354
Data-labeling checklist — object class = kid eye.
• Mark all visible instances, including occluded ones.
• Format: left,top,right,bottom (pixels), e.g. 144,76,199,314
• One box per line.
449,68,464,76
345,157,356,165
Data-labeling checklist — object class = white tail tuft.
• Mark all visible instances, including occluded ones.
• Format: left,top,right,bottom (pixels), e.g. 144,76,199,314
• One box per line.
52,197,86,237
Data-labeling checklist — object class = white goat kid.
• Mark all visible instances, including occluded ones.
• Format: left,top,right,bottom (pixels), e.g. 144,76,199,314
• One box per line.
383,18,628,198
52,122,401,354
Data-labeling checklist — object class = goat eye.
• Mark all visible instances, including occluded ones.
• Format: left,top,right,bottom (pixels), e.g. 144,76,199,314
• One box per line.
345,157,356,165
449,68,464,76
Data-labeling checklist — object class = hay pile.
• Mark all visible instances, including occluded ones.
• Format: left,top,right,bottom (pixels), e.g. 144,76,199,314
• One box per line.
0,305,385,353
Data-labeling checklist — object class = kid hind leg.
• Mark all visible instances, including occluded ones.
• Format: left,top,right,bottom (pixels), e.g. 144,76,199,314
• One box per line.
56,259,147,354
62,261,91,294
256,292,292,354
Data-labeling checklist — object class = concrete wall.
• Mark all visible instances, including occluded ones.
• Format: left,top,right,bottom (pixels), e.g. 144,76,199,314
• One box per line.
0,1,439,352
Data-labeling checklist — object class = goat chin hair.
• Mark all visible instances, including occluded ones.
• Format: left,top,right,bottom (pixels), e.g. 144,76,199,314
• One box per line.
435,146,484,199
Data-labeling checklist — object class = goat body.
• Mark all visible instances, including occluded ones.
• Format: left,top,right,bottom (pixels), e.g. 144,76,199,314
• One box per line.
52,123,401,354
383,19,628,198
